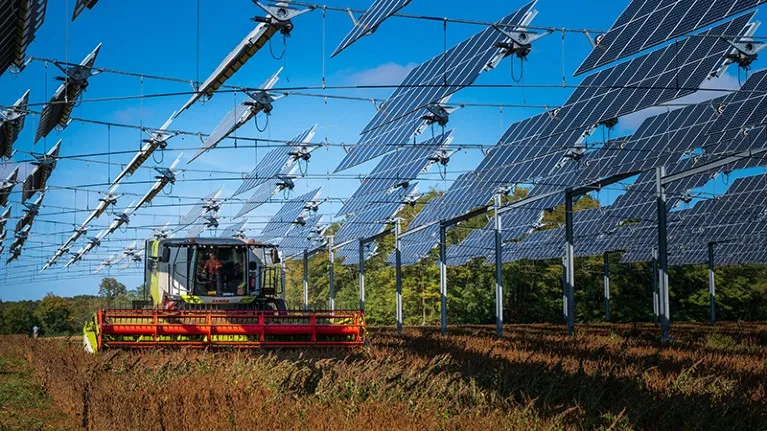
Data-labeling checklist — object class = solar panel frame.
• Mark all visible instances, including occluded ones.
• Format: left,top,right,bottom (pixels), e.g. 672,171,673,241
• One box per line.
259,188,321,241
0,0,47,77
0,90,30,158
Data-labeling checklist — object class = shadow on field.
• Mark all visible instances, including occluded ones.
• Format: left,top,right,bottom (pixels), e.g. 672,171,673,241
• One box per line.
374,325,767,430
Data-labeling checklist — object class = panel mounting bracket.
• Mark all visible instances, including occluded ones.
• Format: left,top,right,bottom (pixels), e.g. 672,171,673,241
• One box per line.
253,2,315,35
492,26,552,59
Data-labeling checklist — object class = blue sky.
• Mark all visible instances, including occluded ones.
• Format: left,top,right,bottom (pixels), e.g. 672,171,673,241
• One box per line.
0,0,764,300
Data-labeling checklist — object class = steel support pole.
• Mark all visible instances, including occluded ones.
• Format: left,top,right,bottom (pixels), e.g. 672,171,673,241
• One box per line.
359,239,365,313
494,194,504,338
439,223,448,336
395,218,403,335
652,251,659,324
303,250,309,310
328,235,335,311
656,167,671,341
708,242,716,326
603,252,610,322
561,256,567,322
565,190,575,336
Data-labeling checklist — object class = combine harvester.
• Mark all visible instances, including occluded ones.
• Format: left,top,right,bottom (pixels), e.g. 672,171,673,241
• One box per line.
83,238,365,352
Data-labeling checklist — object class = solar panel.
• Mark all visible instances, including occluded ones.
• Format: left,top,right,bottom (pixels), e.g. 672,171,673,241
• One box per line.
334,183,416,244
335,242,378,266
337,131,452,217
576,0,767,75
388,224,440,266
179,188,223,228
360,2,536,135
22,140,60,203
15,192,42,232
233,125,317,196
234,173,295,219
111,113,175,185
332,0,412,57
35,43,101,143
219,220,247,239
259,188,321,241
189,68,282,164
134,154,182,210
0,206,11,230
72,0,98,21
279,214,322,256
0,0,47,77
175,3,310,116
75,183,120,233
0,90,29,158
0,166,18,206
547,15,754,137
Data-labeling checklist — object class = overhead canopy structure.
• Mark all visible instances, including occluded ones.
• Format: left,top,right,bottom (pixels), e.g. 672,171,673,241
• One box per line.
0,90,30,158
15,192,43,233
575,0,767,75
189,68,284,164
22,140,60,203
335,1,541,172
134,154,182,209
278,214,323,258
178,187,223,229
332,0,413,57
176,2,312,116
0,0,48,77
219,220,247,239
235,172,296,219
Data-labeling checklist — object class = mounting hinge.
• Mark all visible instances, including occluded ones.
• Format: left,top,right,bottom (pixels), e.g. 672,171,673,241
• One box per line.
253,1,315,35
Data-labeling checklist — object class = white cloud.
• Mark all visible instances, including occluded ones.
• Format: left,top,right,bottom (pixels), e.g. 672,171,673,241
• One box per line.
343,62,418,87
619,72,742,131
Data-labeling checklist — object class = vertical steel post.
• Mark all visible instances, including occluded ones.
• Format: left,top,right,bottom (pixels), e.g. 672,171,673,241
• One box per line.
708,242,716,326
656,167,671,341
395,218,403,335
439,223,448,336
494,194,504,338
328,235,335,311
302,250,309,310
603,251,610,322
565,190,575,336
652,250,659,324
359,239,365,312
561,256,567,322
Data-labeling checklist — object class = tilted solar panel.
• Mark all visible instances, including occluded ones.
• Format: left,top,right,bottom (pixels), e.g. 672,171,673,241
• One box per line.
259,188,321,241
332,0,412,57
576,0,767,75
548,15,754,138
0,0,47,77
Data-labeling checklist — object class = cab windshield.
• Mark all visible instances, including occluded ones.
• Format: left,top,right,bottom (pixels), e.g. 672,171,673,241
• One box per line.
192,246,247,296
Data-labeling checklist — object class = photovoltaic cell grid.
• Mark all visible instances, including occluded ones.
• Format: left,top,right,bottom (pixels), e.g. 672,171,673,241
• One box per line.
335,242,378,266
335,2,536,172
576,0,766,75
0,90,29,158
259,188,321,241
219,220,246,238
332,0,412,57
72,0,98,21
0,0,47,77
387,224,440,266
233,125,316,196
336,131,451,217
704,69,767,154
179,188,221,228
547,15,753,138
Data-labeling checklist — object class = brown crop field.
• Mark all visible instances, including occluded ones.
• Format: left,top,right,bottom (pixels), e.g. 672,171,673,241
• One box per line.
1,323,766,430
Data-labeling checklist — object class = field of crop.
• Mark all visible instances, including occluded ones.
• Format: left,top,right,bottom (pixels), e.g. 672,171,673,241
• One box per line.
1,323,766,430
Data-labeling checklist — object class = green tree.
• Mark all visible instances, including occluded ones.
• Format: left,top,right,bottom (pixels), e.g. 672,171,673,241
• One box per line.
0,301,38,335
34,294,73,336
98,277,127,307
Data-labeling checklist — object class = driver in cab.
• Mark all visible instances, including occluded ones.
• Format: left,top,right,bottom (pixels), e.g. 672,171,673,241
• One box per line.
203,252,223,293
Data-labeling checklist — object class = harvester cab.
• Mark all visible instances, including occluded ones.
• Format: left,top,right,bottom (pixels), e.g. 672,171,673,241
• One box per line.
148,238,286,311
84,238,365,352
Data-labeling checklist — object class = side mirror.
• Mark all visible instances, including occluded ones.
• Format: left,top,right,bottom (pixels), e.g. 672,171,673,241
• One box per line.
248,261,258,271
271,248,281,264
161,247,171,263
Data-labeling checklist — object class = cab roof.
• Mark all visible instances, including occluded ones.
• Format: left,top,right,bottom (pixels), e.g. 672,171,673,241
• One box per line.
157,237,277,248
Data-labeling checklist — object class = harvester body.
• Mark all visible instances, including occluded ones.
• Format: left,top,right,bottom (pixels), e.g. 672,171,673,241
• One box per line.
84,238,365,352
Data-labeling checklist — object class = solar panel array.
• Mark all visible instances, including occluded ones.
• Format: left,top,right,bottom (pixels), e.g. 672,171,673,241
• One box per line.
576,0,767,74
335,1,537,171
233,125,317,196
234,172,295,219
332,0,412,57
259,188,321,241
278,215,323,257
0,90,30,158
548,15,753,137
334,183,416,245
